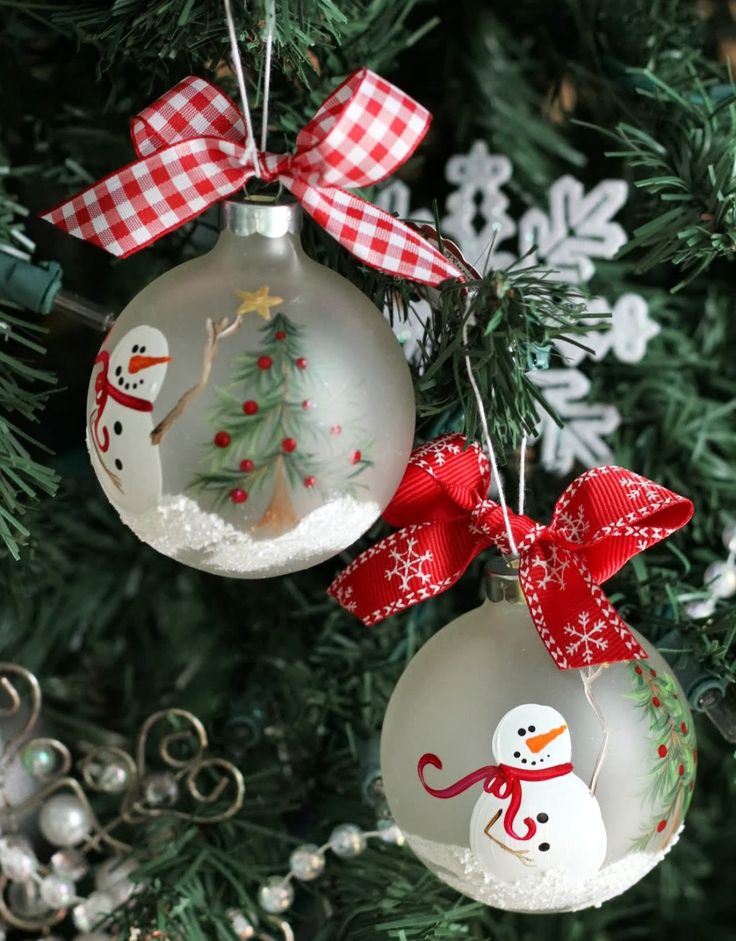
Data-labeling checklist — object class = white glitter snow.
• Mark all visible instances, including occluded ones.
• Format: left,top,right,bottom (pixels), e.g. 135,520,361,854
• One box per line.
404,828,683,914
119,493,380,578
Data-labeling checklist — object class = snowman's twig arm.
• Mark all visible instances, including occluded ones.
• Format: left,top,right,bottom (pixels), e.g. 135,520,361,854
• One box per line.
483,810,535,866
150,315,244,446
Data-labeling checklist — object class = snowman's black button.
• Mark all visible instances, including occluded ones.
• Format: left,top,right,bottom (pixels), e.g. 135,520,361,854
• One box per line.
538,842,550,852
114,422,122,435
114,459,123,471
537,813,548,823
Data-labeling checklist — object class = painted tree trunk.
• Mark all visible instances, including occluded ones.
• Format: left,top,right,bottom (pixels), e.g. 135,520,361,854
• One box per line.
256,457,300,534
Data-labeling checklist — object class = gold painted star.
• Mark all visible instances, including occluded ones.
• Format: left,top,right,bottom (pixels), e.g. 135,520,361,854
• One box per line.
235,285,284,320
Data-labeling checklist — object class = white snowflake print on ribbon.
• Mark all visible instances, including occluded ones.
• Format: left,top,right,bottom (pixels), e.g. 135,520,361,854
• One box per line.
530,544,570,590
377,141,661,474
564,612,608,664
385,536,434,592
557,505,589,543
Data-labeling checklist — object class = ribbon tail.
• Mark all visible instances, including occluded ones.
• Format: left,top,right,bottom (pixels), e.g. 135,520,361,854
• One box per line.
328,518,487,625
519,551,647,669
285,179,461,286
42,140,252,258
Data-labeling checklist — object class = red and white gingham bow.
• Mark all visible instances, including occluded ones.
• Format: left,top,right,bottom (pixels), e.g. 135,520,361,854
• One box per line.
328,434,694,669
41,69,461,286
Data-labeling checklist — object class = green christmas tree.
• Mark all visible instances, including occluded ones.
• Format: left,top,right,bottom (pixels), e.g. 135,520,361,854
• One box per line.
193,309,372,534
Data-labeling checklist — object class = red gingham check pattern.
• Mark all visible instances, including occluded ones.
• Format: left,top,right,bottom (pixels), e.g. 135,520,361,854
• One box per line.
41,69,461,286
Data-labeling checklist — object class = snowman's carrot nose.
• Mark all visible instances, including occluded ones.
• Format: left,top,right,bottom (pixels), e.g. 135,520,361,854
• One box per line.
128,354,172,373
526,724,567,753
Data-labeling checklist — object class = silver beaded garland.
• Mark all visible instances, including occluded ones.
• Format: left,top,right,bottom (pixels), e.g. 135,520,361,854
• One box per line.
51,847,89,882
257,877,294,914
143,772,179,807
21,741,57,780
39,794,92,848
40,873,77,908
0,835,38,880
72,890,114,933
328,823,366,858
288,844,325,881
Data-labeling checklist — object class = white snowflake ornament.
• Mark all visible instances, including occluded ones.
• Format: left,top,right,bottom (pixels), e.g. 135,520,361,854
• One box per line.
378,142,662,473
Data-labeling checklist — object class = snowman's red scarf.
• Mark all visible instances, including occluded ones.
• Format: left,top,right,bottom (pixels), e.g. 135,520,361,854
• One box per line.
91,350,154,452
418,753,574,841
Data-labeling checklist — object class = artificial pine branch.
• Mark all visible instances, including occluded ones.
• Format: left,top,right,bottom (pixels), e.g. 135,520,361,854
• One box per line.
0,164,58,560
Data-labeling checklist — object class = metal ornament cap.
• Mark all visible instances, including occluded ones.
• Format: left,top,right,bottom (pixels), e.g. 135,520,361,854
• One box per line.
484,557,524,605
220,195,302,239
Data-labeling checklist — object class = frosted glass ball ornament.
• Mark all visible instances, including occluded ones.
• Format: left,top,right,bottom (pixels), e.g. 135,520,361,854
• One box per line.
39,794,92,848
86,196,416,579
380,575,697,914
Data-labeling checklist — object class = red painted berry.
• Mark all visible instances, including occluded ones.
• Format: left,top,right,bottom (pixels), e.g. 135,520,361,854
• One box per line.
214,431,231,448
296,357,308,369
275,330,287,340
304,475,316,488
302,399,314,410
656,819,667,833
658,744,668,758
240,459,255,472
243,400,259,415
229,488,247,504
651,696,661,707
258,355,273,370
350,450,362,465
330,424,342,435
680,722,688,734
678,764,685,776
650,669,657,677
282,437,297,453
634,666,643,675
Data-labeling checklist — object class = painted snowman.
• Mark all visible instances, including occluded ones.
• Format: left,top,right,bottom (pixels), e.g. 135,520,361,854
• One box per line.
469,704,606,879
419,703,606,881
87,325,171,515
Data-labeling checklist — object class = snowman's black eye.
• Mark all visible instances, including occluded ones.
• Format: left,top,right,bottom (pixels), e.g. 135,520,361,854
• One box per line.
132,344,139,353
528,725,536,733
517,728,526,736
140,345,146,353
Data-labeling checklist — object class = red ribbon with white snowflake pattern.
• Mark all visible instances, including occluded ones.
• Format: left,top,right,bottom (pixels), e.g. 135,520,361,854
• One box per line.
40,70,461,287
328,434,694,669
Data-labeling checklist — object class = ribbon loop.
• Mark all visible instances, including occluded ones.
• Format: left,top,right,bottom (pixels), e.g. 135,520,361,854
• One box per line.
328,434,694,670
42,69,461,286
131,76,246,157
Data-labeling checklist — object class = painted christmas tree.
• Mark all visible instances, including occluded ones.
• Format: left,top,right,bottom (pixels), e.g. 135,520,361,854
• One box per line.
192,308,372,535
628,662,698,850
